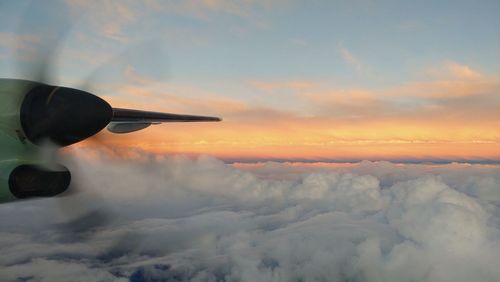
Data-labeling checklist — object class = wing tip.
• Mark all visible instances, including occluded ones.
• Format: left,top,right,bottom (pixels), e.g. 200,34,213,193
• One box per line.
199,116,222,122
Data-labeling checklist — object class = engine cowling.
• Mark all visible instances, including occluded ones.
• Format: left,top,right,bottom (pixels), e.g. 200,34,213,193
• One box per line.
20,83,113,147
0,79,111,203
0,162,70,203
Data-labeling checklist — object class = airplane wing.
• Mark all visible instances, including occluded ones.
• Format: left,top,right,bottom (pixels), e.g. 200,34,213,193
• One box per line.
107,108,222,134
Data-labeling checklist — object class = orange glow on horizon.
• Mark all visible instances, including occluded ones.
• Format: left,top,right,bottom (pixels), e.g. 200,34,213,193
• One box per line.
75,119,500,162
79,70,500,162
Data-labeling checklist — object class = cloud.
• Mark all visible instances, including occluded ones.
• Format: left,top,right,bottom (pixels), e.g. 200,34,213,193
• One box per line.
144,0,287,24
65,0,138,41
0,150,499,281
445,62,481,79
426,62,482,80
339,45,365,73
249,80,315,92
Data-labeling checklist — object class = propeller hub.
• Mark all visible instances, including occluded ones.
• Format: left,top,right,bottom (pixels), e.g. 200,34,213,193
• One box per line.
20,84,113,146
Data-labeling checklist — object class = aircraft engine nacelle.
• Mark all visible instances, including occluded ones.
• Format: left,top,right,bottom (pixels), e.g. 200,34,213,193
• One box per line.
0,79,109,203
0,161,70,203
20,82,113,146
0,79,112,149
0,79,108,203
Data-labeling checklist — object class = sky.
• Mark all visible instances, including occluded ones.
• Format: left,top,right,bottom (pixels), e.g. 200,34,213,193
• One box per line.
1,0,499,163
1,1,500,282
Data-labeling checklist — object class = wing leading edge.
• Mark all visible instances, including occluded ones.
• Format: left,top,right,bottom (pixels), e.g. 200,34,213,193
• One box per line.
107,108,221,134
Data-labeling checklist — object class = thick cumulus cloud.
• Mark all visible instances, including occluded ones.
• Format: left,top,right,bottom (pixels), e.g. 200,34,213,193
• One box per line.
0,151,499,281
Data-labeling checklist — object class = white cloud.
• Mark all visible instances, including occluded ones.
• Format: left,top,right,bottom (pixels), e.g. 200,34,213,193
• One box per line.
339,45,365,73
426,62,482,80
0,150,499,281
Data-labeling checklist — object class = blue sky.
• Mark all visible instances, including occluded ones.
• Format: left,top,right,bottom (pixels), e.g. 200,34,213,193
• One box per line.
1,0,498,86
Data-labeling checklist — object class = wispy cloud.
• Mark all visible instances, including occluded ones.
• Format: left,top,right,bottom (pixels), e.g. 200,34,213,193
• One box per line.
426,62,482,80
63,0,289,43
339,45,365,73
249,80,315,92
65,0,138,41
144,0,287,28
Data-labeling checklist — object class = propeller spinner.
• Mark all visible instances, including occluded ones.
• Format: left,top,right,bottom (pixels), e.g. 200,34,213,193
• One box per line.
20,84,113,147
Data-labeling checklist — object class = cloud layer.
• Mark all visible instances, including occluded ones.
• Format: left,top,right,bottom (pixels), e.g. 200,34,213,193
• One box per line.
0,150,499,281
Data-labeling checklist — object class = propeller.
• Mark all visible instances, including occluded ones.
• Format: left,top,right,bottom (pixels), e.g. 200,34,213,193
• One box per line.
14,0,72,85
11,1,173,255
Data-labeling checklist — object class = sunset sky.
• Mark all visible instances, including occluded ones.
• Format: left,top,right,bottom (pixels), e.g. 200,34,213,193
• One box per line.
2,2,500,281
1,0,499,163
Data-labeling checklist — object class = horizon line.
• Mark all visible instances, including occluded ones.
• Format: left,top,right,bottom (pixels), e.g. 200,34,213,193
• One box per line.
222,158,500,165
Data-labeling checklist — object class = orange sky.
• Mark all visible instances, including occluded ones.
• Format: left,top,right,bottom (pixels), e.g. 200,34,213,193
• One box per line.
75,64,500,163
2,1,499,163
